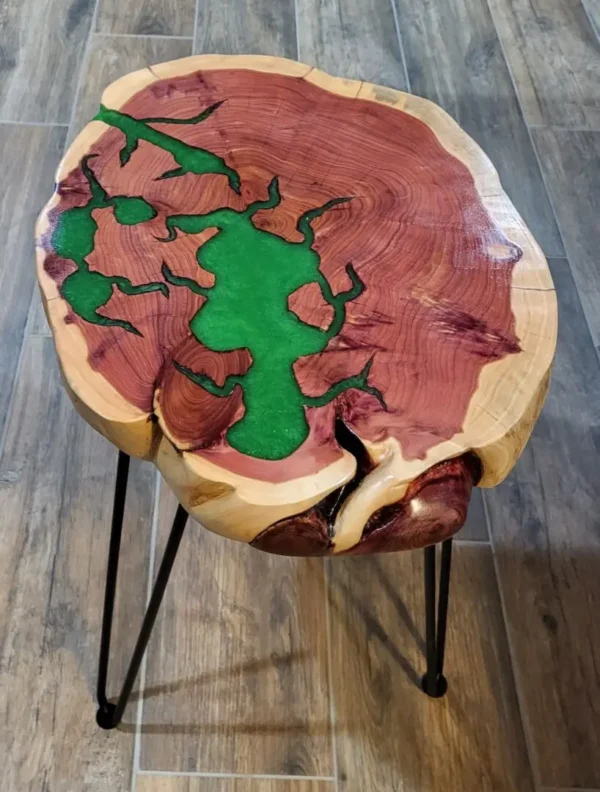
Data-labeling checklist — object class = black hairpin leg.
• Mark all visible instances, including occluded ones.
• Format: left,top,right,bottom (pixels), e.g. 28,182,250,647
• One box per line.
421,538,453,698
96,450,188,729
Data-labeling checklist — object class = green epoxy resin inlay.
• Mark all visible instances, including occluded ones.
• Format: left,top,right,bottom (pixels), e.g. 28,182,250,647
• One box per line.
95,102,240,191
52,156,167,336
51,100,385,460
160,176,385,460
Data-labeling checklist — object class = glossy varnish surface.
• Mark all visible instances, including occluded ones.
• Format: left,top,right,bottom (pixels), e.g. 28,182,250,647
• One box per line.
36,54,554,555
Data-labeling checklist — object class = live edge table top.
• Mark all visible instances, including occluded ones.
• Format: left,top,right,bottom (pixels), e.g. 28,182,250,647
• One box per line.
35,54,557,557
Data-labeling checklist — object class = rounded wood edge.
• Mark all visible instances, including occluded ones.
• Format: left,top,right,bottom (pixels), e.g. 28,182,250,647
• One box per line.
154,435,356,543
35,200,149,436
35,54,557,549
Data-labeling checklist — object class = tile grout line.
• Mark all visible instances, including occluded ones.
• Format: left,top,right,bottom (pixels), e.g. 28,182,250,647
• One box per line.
293,0,301,64
136,770,336,781
65,0,100,145
483,0,565,263
542,788,600,792
528,124,600,133
0,120,69,127
192,0,201,54
454,537,491,546
95,31,193,40
581,0,600,44
389,0,412,92
0,330,30,460
324,559,340,792
131,470,163,791
481,489,543,792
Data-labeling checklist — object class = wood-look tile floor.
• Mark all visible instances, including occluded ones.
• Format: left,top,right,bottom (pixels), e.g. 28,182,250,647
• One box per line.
0,0,598,790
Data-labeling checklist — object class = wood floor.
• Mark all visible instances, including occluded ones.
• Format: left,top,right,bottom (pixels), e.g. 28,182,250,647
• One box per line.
0,0,598,790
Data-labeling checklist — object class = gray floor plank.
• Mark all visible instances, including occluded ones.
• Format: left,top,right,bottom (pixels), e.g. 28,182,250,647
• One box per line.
26,290,52,337
68,34,193,143
460,488,489,541
0,0,95,123
532,129,600,353
391,0,564,258
328,545,535,791
488,0,600,130
484,258,600,787
0,124,65,440
195,0,297,58
296,0,409,89
96,0,196,36
0,338,156,791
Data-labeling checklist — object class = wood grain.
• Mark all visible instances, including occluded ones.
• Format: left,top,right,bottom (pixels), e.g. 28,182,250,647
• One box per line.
328,544,535,791
136,778,333,792
0,0,94,123
139,485,332,775
96,0,195,36
296,0,408,89
392,0,565,258
36,55,556,555
26,34,193,338
484,258,600,788
0,125,65,434
532,130,600,350
296,9,488,548
488,0,600,129
0,338,156,791
195,0,297,58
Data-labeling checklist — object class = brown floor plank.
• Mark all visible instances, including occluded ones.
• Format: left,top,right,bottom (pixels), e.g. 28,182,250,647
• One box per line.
195,0,297,58
96,0,196,36
0,124,65,438
532,130,600,352
328,544,535,791
0,338,156,791
136,777,333,792
484,258,600,787
390,0,564,258
296,0,408,89
139,488,332,776
0,0,94,123
488,0,600,129
26,33,193,336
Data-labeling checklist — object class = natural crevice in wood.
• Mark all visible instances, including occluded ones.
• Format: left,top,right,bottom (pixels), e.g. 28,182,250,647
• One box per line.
251,449,481,555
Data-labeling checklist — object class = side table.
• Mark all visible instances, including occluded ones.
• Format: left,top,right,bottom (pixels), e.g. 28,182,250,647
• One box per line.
35,55,557,729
